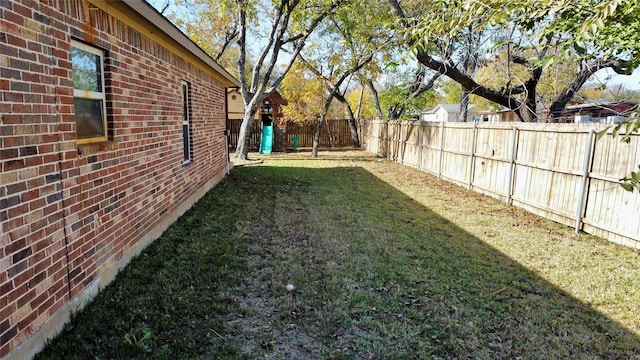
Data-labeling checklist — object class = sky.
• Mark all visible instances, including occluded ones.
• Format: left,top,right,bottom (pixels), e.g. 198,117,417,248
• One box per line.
592,68,640,91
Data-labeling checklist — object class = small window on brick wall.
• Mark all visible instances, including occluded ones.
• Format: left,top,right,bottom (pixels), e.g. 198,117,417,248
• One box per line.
182,81,193,164
71,40,108,144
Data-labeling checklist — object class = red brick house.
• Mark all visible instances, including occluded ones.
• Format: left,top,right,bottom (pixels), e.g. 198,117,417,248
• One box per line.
0,0,239,358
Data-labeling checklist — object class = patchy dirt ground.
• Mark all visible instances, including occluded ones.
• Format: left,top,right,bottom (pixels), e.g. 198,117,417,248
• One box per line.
217,150,640,359
227,235,328,358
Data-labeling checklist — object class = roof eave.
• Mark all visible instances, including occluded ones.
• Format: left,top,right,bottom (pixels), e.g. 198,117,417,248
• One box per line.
122,0,240,88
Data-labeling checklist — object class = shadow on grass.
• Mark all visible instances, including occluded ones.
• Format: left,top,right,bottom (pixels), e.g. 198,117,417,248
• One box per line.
37,163,640,359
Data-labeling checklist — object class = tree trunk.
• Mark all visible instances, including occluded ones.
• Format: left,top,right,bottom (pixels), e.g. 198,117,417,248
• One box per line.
459,88,470,122
345,104,361,147
311,116,324,158
518,106,538,122
548,58,629,121
388,105,403,120
234,111,255,159
234,95,260,159
523,94,538,122
355,87,364,119
366,78,384,119
312,95,335,158
459,26,479,122
514,84,538,122
519,69,542,122
334,93,361,147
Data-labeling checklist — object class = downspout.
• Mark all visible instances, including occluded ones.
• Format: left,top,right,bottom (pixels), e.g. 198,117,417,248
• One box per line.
50,38,73,298
224,88,232,175
56,127,73,298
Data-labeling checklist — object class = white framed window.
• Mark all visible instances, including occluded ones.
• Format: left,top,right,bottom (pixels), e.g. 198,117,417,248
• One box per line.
71,40,108,144
182,81,192,164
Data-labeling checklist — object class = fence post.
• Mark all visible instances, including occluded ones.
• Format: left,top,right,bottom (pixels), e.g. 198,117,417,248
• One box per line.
438,121,445,178
376,120,382,156
399,122,405,164
468,121,478,190
401,121,409,165
575,129,596,234
377,120,381,156
506,127,519,205
387,121,391,160
417,121,423,171
383,120,387,157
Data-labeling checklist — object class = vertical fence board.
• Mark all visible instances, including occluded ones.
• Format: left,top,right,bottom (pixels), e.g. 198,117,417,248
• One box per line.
584,132,640,245
471,125,512,199
512,129,586,225
402,122,419,167
420,124,442,173
440,125,474,184
380,121,389,157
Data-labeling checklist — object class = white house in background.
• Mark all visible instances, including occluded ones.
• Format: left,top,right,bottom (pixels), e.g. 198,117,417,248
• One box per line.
478,107,520,122
421,104,483,122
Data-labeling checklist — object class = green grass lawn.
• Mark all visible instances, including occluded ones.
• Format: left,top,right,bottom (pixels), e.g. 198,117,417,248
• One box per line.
37,150,640,359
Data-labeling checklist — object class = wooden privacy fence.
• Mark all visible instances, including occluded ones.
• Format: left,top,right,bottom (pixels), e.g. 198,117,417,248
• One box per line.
362,120,640,249
286,119,356,148
226,118,262,150
226,118,359,149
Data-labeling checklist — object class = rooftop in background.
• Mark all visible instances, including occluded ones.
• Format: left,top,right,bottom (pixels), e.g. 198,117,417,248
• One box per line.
565,100,638,117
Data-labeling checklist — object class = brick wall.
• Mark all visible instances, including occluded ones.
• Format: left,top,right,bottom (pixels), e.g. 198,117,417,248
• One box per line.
1,0,230,358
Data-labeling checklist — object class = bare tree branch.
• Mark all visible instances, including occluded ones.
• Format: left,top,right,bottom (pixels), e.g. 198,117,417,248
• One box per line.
549,57,631,119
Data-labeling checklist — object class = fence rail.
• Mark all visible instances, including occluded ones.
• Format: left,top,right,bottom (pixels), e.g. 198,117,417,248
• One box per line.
361,120,640,249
